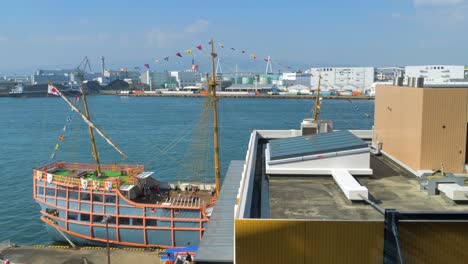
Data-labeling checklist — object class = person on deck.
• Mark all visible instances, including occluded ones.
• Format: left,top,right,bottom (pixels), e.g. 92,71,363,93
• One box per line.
185,252,192,263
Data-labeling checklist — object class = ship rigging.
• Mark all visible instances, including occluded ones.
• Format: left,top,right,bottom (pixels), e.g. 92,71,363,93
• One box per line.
33,39,222,248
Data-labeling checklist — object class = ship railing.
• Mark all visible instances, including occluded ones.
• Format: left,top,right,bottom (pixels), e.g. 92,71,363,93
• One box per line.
34,162,145,189
34,169,130,189
35,162,144,173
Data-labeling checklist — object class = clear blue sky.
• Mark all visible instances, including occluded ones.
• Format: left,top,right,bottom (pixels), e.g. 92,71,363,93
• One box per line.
0,0,467,74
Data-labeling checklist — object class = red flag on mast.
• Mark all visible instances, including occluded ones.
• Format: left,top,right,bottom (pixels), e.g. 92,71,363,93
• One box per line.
196,45,203,50
176,53,183,57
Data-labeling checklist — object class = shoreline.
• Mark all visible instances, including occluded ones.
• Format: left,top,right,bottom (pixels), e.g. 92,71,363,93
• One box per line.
100,90,374,100
0,91,375,100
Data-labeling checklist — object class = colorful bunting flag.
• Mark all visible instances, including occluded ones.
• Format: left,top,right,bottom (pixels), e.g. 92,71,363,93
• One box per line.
59,135,64,141
74,95,79,102
133,40,303,77
144,63,150,69
55,144,60,150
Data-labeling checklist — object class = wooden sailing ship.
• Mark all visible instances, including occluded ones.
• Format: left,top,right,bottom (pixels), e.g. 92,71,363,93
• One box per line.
33,41,222,248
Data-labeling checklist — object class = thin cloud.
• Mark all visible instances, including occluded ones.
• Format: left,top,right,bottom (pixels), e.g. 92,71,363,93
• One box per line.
414,0,465,6
28,33,112,45
391,0,468,28
146,20,210,47
0,36,8,44
184,20,209,34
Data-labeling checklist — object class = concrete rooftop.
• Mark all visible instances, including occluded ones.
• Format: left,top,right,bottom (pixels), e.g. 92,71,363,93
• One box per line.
269,155,468,220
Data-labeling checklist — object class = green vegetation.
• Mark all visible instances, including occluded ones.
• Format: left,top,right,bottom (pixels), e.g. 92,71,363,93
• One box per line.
53,170,70,176
52,169,131,185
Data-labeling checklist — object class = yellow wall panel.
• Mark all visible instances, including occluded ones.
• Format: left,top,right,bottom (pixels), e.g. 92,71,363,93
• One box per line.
400,222,468,264
235,219,383,264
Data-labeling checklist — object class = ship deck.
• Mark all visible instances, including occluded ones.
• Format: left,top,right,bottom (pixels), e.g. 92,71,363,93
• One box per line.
38,162,145,186
133,189,214,206
50,168,133,183
39,163,216,207
269,155,468,220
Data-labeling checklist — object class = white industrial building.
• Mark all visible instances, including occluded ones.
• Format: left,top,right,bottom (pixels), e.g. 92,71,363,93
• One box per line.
278,73,312,88
404,65,465,85
2,75,32,85
32,69,73,85
140,71,173,89
310,67,374,92
33,69,107,85
170,71,199,88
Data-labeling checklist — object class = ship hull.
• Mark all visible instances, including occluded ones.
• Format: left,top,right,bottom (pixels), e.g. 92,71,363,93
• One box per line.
33,164,212,248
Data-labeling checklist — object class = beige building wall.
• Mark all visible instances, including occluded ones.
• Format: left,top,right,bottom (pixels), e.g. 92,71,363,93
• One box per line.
420,89,468,172
373,86,424,170
373,85,468,173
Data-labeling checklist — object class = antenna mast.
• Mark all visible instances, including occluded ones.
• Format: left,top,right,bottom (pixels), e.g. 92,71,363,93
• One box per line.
215,57,223,75
313,72,321,121
101,56,105,77
77,56,102,176
265,55,272,74
209,39,221,196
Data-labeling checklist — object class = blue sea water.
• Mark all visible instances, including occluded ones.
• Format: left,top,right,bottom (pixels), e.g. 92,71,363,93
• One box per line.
0,95,374,245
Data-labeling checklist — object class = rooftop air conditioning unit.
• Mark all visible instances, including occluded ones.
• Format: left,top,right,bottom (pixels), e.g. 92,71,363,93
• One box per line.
301,119,333,135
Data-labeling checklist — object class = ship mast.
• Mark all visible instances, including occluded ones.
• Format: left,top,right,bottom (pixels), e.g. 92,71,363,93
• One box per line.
313,72,321,121
209,39,221,196
47,83,127,159
77,57,102,176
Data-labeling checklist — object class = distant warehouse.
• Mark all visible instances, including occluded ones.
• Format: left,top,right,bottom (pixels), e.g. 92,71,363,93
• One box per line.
405,65,466,85
309,67,374,93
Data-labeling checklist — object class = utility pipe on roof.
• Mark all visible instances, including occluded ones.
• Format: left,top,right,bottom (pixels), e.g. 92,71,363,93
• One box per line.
359,194,385,215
